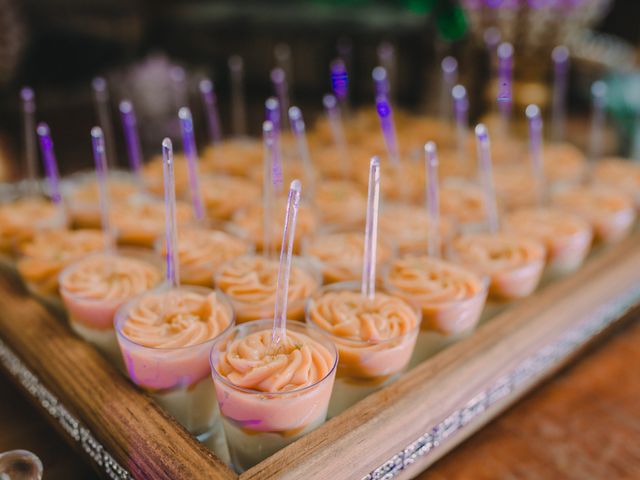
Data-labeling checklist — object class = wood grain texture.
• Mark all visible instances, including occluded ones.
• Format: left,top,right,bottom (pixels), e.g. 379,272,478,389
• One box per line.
0,263,235,480
240,234,640,480
1,233,640,480
419,317,640,480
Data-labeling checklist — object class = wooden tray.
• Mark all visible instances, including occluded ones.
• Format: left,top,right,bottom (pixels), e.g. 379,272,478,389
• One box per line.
1,234,640,480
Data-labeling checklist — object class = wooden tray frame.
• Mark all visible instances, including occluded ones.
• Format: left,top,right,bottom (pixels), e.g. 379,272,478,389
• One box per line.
1,234,640,480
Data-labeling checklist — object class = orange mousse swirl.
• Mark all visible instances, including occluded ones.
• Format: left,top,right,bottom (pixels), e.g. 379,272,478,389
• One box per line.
385,256,484,304
0,198,64,252
452,233,545,275
216,329,334,392
216,256,318,321
440,180,488,225
305,232,393,284
232,202,317,253
18,230,106,295
60,254,161,302
542,142,586,184
112,199,193,247
121,290,232,348
592,158,640,203
505,208,592,253
379,205,454,255
200,175,260,221
308,291,418,342
314,180,366,227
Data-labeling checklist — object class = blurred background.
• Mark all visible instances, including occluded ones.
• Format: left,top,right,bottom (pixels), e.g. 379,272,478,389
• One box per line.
0,0,638,179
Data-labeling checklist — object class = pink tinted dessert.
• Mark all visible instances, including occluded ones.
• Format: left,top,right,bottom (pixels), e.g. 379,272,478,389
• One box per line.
314,180,366,229
378,204,455,256
304,232,394,284
116,286,234,438
215,255,319,323
451,233,546,301
440,179,489,234
552,185,635,244
210,319,337,471
17,229,106,297
112,197,193,248
306,282,420,417
63,172,139,228
383,256,488,363
59,251,161,364
505,207,593,276
0,197,66,256
156,228,252,287
232,201,317,254
592,157,640,209
543,142,587,188
200,138,263,178
199,175,260,221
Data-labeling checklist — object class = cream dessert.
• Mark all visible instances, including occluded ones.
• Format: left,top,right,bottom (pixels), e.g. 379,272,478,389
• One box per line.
0,197,66,257
440,179,489,234
383,256,488,363
314,180,367,229
117,286,234,439
303,232,394,284
112,197,193,248
306,283,420,417
592,157,640,209
17,229,106,298
59,251,161,364
378,204,455,256
232,201,317,254
505,208,593,276
210,319,337,472
450,233,546,301
200,138,263,178
552,186,636,244
143,153,190,197
492,166,538,211
354,160,425,204
215,255,319,323
543,142,587,188
63,173,139,228
156,228,252,287
199,175,260,221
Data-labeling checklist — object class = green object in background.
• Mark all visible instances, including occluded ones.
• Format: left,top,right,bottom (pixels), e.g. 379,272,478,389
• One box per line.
605,72,640,159
404,0,467,40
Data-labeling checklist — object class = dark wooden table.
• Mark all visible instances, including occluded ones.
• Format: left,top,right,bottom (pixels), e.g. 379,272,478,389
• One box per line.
2,318,639,480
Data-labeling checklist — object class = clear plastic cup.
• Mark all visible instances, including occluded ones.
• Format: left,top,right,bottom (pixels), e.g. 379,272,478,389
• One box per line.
214,255,321,323
210,319,337,472
382,256,489,366
59,248,162,366
504,207,593,281
449,233,546,302
17,229,106,299
305,282,420,418
0,196,67,257
116,285,235,444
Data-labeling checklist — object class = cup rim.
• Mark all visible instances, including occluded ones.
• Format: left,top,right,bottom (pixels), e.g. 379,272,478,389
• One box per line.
305,281,422,346
114,284,236,352
209,318,338,397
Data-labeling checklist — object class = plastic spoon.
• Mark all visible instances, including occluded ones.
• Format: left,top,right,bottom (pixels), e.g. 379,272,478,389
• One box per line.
361,157,381,300
425,142,440,258
178,107,205,221
475,124,499,233
271,179,302,346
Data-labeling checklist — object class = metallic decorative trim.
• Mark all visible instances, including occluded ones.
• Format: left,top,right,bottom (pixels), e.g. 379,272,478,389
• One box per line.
363,285,640,480
0,340,131,480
